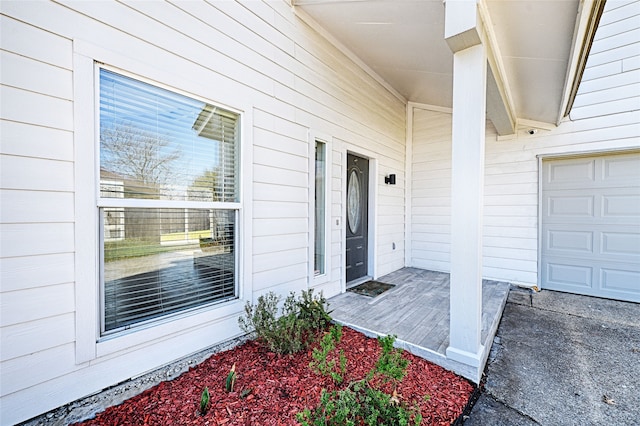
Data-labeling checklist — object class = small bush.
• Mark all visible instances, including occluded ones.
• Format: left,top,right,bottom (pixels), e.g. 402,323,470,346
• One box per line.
310,325,347,384
299,384,420,426
298,288,333,330
368,334,408,384
298,335,422,426
238,289,332,354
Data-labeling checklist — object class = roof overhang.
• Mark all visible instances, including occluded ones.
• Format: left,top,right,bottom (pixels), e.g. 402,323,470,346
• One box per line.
292,0,604,135
558,0,607,122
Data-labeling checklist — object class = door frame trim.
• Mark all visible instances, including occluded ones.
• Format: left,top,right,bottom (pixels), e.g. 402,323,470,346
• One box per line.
341,147,378,293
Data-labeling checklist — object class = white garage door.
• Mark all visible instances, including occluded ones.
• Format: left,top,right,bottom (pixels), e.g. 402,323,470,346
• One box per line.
541,152,640,303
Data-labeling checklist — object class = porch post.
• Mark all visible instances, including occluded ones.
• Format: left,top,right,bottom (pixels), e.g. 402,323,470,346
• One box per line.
444,0,486,368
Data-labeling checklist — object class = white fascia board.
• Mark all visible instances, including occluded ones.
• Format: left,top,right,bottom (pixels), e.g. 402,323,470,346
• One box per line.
558,0,607,124
517,118,558,131
292,5,406,103
495,118,558,141
478,0,517,136
486,68,516,136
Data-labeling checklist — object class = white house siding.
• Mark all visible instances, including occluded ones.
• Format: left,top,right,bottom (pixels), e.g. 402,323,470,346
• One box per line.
410,0,639,286
0,1,405,423
410,109,453,273
572,0,640,119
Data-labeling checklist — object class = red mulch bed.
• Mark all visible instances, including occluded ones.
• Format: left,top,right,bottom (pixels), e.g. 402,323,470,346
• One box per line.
77,327,473,425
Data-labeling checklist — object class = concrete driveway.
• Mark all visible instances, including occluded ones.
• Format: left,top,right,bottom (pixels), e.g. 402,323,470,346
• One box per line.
465,288,640,425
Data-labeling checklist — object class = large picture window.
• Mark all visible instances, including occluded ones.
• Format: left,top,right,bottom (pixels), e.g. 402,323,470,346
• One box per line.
98,68,240,334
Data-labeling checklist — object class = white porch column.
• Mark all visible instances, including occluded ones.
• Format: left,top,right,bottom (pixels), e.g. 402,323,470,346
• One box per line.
444,0,487,368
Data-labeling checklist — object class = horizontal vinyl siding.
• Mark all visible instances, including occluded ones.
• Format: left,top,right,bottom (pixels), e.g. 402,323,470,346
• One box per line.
1,314,76,362
0,283,75,328
0,1,405,423
411,109,452,273
251,108,309,296
0,14,79,422
0,190,74,224
0,253,75,292
572,0,640,120
0,120,73,162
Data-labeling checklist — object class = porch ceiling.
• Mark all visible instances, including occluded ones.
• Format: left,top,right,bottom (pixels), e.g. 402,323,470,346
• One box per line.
293,0,589,130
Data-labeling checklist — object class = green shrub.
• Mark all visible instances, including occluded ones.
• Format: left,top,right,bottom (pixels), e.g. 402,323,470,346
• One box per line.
368,334,408,384
310,325,347,384
298,335,422,426
298,288,333,330
300,384,420,426
238,289,331,354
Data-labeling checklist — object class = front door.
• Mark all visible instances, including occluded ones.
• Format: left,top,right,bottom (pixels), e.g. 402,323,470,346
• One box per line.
346,153,368,283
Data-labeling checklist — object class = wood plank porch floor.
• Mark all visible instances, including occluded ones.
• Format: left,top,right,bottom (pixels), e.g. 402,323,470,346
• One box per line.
328,268,511,382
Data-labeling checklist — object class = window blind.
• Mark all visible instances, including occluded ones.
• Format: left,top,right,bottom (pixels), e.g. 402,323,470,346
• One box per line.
98,68,239,334
99,69,239,202
102,208,235,332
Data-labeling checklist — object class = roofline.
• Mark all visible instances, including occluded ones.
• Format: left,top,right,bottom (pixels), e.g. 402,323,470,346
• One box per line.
557,0,607,124
478,0,517,136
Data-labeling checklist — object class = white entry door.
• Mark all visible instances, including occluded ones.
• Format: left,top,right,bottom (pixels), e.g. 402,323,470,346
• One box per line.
541,152,640,303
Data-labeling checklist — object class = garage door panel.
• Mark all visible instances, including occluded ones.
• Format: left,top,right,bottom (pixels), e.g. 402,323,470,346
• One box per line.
601,268,640,296
544,193,639,223
547,229,593,253
602,154,640,181
542,258,640,302
546,158,595,185
547,195,594,217
541,152,640,303
544,226,639,261
601,232,640,257
603,194,640,217
544,262,593,289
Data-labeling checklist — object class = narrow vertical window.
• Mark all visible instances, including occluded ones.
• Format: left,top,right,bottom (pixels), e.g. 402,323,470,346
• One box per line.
314,141,326,276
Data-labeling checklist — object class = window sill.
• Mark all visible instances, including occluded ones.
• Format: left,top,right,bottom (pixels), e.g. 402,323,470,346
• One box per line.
312,272,332,286
96,299,245,359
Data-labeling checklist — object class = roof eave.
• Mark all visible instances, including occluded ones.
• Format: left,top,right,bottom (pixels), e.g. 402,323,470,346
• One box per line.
557,0,607,124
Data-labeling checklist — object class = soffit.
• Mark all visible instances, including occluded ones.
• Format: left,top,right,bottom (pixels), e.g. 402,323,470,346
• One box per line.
294,0,581,126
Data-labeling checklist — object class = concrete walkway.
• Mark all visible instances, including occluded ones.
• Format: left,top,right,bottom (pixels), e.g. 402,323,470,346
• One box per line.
465,288,640,425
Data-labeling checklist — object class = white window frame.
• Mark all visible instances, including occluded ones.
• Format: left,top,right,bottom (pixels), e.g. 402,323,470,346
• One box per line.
73,40,253,363
308,131,332,286
97,65,241,336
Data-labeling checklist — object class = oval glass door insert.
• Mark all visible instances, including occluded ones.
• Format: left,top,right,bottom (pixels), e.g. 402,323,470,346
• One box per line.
347,170,361,234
